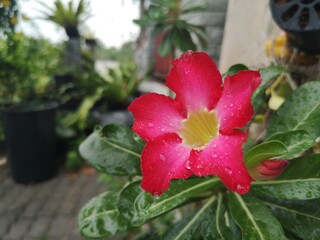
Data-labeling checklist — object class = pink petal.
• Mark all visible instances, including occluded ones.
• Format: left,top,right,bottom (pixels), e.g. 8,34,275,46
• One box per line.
141,133,192,195
252,159,289,180
190,130,253,194
166,51,223,113
216,70,262,134
128,93,186,141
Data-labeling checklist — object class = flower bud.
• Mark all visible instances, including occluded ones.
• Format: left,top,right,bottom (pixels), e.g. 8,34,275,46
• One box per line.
249,159,289,180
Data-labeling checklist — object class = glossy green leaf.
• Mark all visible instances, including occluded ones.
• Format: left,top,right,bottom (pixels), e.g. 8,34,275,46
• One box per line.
118,178,219,226
162,196,217,240
201,193,241,240
252,178,320,200
79,124,143,176
263,198,320,240
244,140,288,169
222,64,248,78
172,27,196,52
278,154,320,180
266,81,320,139
252,66,286,114
267,130,314,159
78,190,130,238
228,193,286,240
159,32,173,57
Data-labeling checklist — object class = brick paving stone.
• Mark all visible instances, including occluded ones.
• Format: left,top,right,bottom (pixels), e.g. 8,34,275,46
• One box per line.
25,216,51,239
38,195,64,216
0,214,18,236
0,164,111,240
3,218,31,240
47,215,73,238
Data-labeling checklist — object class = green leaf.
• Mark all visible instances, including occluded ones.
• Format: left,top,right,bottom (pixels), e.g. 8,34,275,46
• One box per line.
222,64,248,78
201,193,241,240
228,193,287,240
267,130,314,159
118,178,219,226
244,140,288,169
79,124,144,176
263,198,320,240
159,32,173,57
162,196,217,240
252,178,320,200
78,190,130,238
278,154,320,179
172,26,197,52
266,81,320,139
252,66,286,114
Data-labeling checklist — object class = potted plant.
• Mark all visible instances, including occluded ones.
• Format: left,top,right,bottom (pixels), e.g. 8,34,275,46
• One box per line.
38,0,91,70
134,0,207,78
0,34,61,183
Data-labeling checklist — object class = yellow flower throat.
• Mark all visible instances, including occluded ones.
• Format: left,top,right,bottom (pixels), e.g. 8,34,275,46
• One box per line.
179,110,219,149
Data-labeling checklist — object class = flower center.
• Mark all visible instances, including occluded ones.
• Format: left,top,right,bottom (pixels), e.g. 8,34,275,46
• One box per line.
179,110,219,149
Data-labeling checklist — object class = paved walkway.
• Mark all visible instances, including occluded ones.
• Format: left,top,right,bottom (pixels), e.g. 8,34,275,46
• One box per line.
0,161,106,240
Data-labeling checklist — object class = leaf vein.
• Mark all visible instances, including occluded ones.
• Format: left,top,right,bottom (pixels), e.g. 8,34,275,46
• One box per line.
263,201,320,221
173,196,216,240
101,138,141,158
234,194,265,240
149,178,219,212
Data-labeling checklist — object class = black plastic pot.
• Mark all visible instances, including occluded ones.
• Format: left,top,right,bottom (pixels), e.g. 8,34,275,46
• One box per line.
3,102,58,183
270,0,320,54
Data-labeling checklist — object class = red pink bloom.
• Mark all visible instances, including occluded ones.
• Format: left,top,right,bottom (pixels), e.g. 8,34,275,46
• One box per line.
249,159,289,180
129,51,262,195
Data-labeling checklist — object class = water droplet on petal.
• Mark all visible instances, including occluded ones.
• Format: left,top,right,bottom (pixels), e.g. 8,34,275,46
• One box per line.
224,167,232,175
230,103,234,107
236,184,244,191
236,184,249,194
185,161,191,170
159,154,165,161
148,123,154,128
161,128,165,132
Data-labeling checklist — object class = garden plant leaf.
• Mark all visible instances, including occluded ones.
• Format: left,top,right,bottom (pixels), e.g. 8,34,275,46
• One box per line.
278,153,320,179
201,193,241,240
78,190,130,238
244,140,288,169
267,81,320,139
252,178,320,200
228,193,287,240
79,124,144,176
118,178,219,226
266,130,314,159
262,198,320,240
162,196,217,240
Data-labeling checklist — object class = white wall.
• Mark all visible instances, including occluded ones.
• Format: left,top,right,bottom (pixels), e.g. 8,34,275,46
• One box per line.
219,0,281,72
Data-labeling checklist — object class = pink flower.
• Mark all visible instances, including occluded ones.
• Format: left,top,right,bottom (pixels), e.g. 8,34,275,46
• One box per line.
249,159,289,180
128,51,262,195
